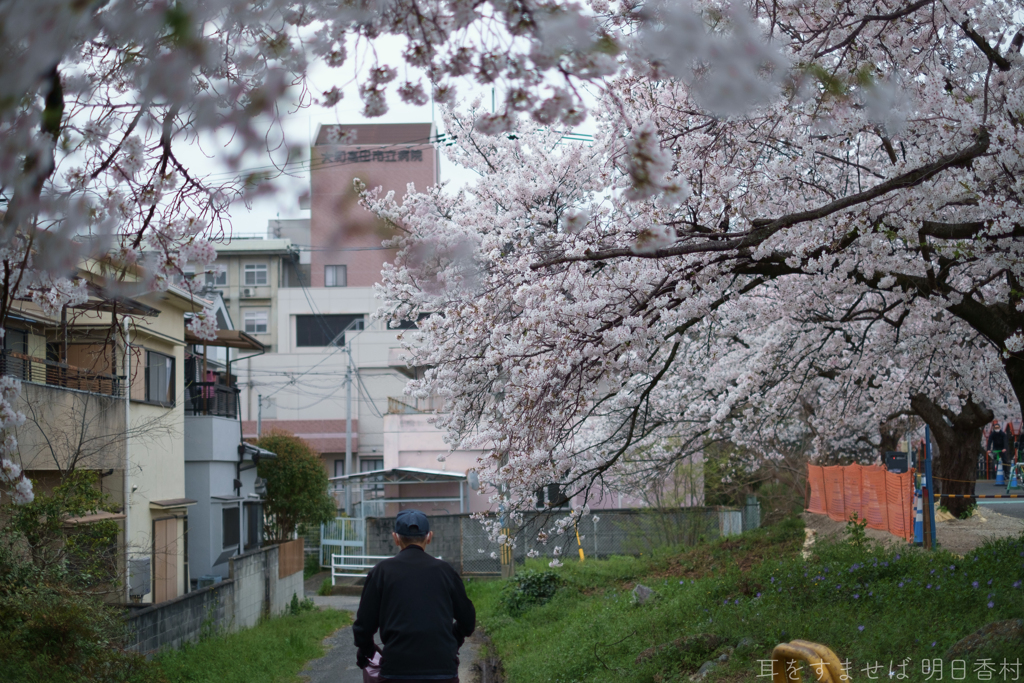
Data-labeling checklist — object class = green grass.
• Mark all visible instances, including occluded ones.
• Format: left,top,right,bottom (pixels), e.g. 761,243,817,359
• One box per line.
466,517,1024,683
154,607,350,683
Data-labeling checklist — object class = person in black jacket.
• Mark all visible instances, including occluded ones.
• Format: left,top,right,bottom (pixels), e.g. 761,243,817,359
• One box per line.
353,509,476,682
987,420,1010,482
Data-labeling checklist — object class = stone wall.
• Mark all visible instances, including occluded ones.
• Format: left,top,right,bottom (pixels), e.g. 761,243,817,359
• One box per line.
127,542,304,655
128,580,234,654
365,513,463,572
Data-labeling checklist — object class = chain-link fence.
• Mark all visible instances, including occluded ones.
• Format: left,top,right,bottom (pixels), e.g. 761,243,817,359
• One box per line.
364,506,759,576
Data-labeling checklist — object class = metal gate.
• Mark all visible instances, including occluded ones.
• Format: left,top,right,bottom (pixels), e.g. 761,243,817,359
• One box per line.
319,517,366,568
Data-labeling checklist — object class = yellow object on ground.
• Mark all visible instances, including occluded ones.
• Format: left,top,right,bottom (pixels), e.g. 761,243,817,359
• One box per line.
772,640,847,682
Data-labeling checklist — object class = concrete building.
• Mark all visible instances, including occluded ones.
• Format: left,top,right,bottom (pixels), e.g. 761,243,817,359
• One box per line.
198,122,669,519
181,313,271,585
192,123,493,516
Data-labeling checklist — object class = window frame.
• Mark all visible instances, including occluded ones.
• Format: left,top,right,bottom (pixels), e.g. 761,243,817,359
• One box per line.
222,505,240,549
144,350,175,407
295,314,364,348
244,263,269,286
205,265,227,287
325,264,347,287
243,310,269,335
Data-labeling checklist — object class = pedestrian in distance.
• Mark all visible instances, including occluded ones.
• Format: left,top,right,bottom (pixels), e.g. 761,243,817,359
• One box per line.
353,509,476,683
987,420,1009,484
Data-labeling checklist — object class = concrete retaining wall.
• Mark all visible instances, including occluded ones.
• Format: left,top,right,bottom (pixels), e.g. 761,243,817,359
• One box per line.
127,543,303,655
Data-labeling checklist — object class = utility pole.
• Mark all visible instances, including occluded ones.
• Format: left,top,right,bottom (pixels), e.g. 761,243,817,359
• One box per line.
345,360,353,517
257,394,262,438
321,318,364,519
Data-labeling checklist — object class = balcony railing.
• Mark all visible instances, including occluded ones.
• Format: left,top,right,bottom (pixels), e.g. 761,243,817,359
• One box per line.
185,381,239,418
0,350,124,397
386,395,444,414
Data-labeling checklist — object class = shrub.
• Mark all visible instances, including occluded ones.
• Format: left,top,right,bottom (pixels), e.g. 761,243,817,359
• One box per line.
845,511,868,549
499,569,565,615
255,430,336,542
304,552,321,579
317,578,333,596
289,592,316,615
0,472,157,683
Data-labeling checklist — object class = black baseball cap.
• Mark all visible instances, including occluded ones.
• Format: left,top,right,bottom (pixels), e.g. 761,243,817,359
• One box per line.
394,509,430,536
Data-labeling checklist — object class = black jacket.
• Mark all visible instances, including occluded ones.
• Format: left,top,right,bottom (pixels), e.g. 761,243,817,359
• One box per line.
353,546,476,679
988,430,1007,452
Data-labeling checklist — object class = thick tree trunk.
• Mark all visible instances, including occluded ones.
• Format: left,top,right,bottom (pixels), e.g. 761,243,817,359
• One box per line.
878,422,901,461
909,394,993,517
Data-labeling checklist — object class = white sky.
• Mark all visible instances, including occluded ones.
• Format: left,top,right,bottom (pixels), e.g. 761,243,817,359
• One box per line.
219,37,492,239
211,36,598,239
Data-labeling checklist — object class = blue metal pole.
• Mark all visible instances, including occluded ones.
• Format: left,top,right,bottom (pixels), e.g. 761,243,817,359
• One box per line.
925,425,938,548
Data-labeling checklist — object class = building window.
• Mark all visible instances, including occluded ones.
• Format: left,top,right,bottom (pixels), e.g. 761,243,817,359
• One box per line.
360,458,383,473
325,265,347,287
244,502,262,551
145,351,175,405
244,263,268,286
535,483,569,509
206,265,227,287
244,310,269,335
334,460,345,478
222,506,240,549
295,314,363,347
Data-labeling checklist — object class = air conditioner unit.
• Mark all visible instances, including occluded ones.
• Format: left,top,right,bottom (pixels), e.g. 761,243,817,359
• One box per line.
242,287,255,298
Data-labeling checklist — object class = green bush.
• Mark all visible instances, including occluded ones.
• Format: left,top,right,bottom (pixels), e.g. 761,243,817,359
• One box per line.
499,569,565,615
0,471,158,683
289,592,316,615
304,551,322,579
317,578,333,596
255,430,336,543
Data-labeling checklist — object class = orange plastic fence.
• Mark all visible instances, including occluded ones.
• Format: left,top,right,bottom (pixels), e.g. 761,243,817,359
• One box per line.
806,463,915,541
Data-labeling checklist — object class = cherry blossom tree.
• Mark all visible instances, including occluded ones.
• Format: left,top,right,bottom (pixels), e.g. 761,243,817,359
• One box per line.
0,0,791,505
372,0,1024,528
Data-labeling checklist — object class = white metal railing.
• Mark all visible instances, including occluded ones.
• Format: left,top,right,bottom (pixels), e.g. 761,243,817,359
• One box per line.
331,553,391,584
330,551,443,585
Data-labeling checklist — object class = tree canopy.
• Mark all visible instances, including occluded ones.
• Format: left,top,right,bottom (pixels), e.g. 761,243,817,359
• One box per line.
369,0,1024,526
255,430,335,542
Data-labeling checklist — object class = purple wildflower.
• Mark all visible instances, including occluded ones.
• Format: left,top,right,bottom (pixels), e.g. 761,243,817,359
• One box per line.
858,625,865,632
853,594,859,599
988,579,993,585
931,642,936,648
1014,581,1021,588
927,584,932,589
988,601,995,608
972,581,979,588
756,592,761,598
